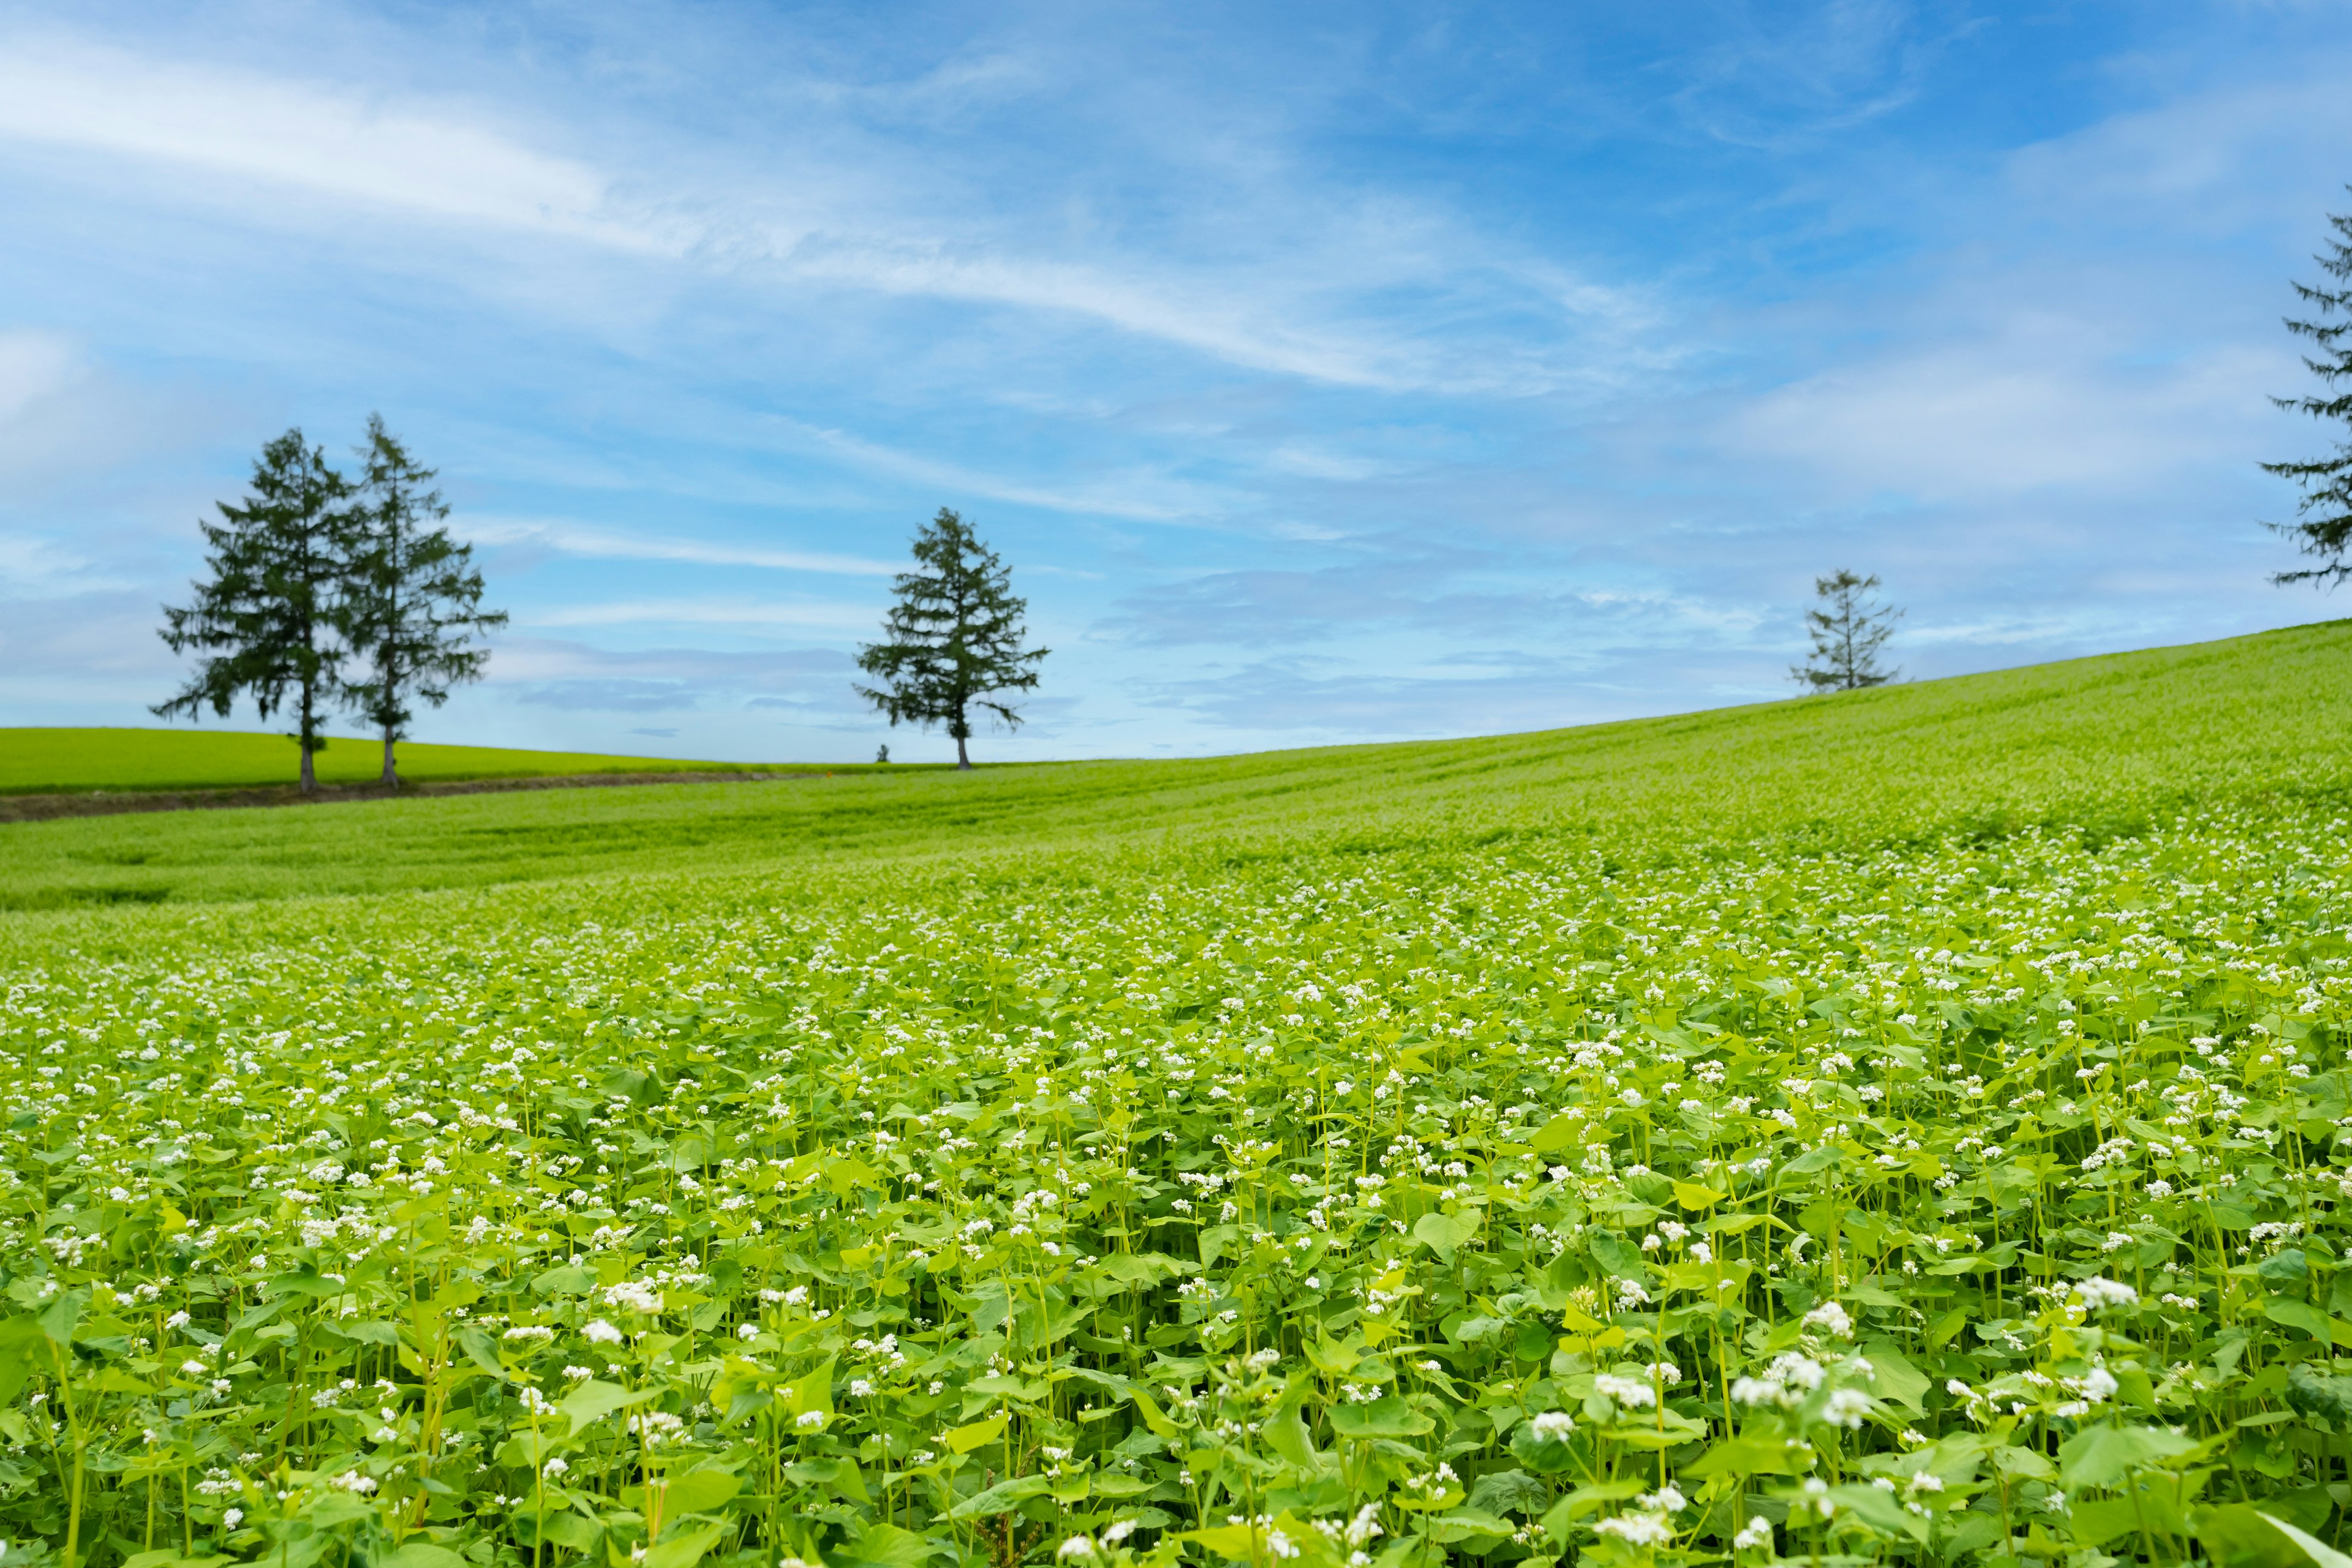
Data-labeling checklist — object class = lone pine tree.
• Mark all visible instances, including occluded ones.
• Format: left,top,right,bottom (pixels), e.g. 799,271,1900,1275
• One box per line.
154,428,359,792
2265,194,2352,587
342,415,506,786
1793,569,1901,692
856,508,1047,769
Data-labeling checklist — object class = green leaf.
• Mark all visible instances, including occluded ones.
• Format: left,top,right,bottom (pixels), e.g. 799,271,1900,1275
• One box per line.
1684,1433,1812,1477
2058,1422,2198,1489
655,1468,740,1515
948,1473,1051,1518
644,1522,726,1568
559,1379,662,1431
1329,1395,1434,1438
944,1414,1007,1453
454,1324,506,1380
1586,1229,1643,1280
1412,1209,1479,1261
1860,1341,1929,1413
785,1355,836,1419
2266,1298,2337,1343
1529,1114,1580,1153
835,1524,942,1568
2260,1513,2352,1568
377,1546,469,1568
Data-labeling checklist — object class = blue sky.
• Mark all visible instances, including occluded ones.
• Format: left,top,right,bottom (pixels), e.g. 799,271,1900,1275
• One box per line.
2,0,2348,764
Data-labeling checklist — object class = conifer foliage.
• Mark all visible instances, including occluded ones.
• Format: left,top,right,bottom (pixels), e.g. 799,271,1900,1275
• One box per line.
1792,569,1901,692
856,508,1047,769
342,415,507,786
2265,195,2352,587
153,429,360,793
154,418,502,791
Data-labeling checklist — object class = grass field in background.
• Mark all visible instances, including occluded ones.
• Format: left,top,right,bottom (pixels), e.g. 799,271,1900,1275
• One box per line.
0,619,2347,913
0,726,835,795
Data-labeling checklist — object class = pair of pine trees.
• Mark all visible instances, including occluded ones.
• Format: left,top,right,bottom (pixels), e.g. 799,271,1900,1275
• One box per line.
154,417,504,792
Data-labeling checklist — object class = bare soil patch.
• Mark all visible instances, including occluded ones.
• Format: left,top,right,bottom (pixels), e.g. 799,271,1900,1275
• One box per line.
0,770,821,824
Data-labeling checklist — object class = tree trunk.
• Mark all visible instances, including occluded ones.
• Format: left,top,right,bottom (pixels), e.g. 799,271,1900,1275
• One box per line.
956,734,971,770
382,725,399,788
298,689,316,794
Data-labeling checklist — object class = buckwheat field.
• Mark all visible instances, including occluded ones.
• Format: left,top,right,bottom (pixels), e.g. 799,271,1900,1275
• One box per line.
9,626,2352,1568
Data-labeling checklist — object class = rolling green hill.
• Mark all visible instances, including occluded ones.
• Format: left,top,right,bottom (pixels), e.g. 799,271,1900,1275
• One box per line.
4,624,2351,1565
1,619,2346,913
0,726,810,794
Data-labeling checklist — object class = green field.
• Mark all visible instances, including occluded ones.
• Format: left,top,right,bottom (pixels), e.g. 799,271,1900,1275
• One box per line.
0,728,818,796
4,622,2352,1568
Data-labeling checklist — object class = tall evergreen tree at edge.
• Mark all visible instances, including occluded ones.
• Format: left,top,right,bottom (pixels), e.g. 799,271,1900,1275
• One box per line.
2264,193,2352,587
856,508,1047,769
342,415,507,786
153,428,357,793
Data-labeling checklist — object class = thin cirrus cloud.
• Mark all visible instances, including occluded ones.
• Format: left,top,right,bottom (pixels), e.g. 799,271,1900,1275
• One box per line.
0,32,1637,399
467,518,899,577
516,598,879,632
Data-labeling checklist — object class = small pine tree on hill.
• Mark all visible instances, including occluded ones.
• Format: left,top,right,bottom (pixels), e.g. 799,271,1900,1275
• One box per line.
855,508,1047,770
2265,194,2352,587
1792,570,1901,693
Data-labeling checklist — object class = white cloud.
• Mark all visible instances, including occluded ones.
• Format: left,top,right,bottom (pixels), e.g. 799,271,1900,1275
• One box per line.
0,38,674,252
1727,329,2278,500
0,33,1641,396
0,329,78,424
516,597,876,631
467,518,898,576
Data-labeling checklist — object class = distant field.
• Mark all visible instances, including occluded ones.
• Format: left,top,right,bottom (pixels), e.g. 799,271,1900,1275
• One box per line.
0,726,832,794
1,619,2348,911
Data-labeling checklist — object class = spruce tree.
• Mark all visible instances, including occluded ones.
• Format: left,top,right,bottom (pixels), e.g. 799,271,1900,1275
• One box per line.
154,428,358,792
342,415,507,786
1792,570,1901,693
855,508,1047,769
2264,195,2352,586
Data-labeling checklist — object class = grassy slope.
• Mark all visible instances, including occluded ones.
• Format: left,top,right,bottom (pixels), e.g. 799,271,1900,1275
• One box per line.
1,620,2346,913
0,726,829,794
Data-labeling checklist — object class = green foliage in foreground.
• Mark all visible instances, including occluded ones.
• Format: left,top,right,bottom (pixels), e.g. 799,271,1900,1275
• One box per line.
4,623,2352,1568
6,620,2352,914
0,729,829,798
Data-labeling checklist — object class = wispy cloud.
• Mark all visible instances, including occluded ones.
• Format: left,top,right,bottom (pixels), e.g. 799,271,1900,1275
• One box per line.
468,518,898,576
516,598,877,631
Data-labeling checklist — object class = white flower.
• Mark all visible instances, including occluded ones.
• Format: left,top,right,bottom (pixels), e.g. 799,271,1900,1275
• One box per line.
1057,1537,1099,1561
581,1319,624,1345
1531,1409,1575,1438
1802,1300,1854,1339
542,1457,569,1477
222,1509,244,1529
1733,1515,1772,1550
1594,1374,1656,1409
602,1281,660,1313
2082,1367,2119,1402
2072,1277,2139,1311
1822,1388,1874,1429
329,1471,377,1494
1596,1513,1673,1545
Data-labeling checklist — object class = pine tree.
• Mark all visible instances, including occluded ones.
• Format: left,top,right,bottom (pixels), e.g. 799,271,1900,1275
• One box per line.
154,429,359,792
1792,570,1901,693
2264,195,2352,587
341,415,507,786
855,508,1047,769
